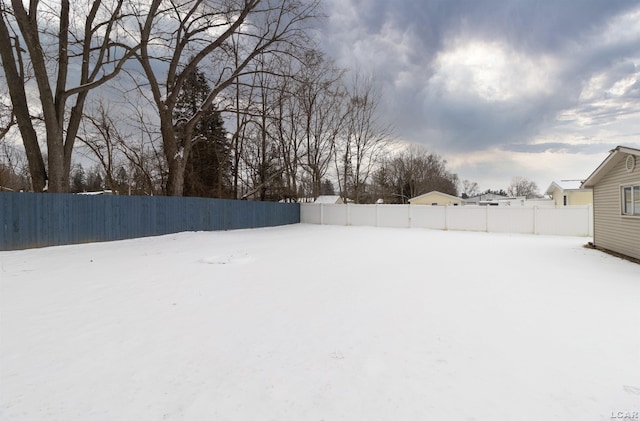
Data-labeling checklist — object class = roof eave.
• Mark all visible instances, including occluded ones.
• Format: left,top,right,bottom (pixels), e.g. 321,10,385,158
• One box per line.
544,181,562,195
410,190,461,202
582,146,640,188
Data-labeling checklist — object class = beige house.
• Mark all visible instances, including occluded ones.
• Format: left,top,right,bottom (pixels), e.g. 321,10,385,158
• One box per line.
545,180,593,206
582,146,640,261
409,191,462,206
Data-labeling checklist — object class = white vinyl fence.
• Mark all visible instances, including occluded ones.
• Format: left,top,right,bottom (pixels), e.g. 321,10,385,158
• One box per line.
301,204,593,237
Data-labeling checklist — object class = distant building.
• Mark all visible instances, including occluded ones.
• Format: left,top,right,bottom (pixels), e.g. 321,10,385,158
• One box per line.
463,193,509,205
314,195,344,204
545,180,593,206
464,193,554,207
582,146,640,261
409,191,462,206
494,197,555,207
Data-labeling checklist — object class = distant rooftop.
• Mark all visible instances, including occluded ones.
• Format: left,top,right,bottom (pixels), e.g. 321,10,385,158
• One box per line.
314,195,343,204
557,180,585,190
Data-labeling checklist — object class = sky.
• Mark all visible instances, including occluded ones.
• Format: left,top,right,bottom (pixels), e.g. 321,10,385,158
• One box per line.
318,0,640,192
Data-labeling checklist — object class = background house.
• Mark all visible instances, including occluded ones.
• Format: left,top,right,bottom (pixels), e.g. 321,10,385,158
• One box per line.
545,180,593,206
582,146,640,261
463,192,509,205
314,195,344,204
463,193,553,207
409,191,462,206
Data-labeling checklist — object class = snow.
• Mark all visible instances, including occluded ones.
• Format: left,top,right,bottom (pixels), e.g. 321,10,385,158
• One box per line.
314,195,343,204
557,180,585,190
1,224,639,421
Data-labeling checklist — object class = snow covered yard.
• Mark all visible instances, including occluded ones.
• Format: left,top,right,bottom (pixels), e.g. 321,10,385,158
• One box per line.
1,224,639,421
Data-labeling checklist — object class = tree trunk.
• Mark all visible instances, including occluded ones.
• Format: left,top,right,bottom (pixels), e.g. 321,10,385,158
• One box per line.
11,0,68,192
166,158,186,196
160,113,186,196
0,15,47,191
46,131,66,192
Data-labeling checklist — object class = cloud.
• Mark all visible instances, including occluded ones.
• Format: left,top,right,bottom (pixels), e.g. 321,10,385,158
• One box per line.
318,0,640,187
419,39,563,151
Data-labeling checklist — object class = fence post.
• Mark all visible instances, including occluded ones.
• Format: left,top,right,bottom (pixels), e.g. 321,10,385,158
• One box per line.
485,205,489,232
320,204,324,225
533,206,538,235
444,205,448,230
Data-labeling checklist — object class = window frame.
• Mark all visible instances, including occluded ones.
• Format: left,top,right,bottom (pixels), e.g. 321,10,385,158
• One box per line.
621,184,640,216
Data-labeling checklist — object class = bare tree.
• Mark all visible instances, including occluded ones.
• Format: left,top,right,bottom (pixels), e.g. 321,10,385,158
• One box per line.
118,102,167,196
133,0,319,196
223,50,288,200
0,7,44,190
246,48,344,201
461,179,479,198
337,73,392,203
507,176,539,198
0,141,30,191
375,145,459,203
223,31,258,199
291,50,345,199
244,57,285,200
271,57,304,200
0,72,16,142
77,102,124,192
0,0,139,192
0,71,21,190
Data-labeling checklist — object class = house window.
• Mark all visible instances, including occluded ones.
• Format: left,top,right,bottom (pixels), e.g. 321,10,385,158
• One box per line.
621,185,640,216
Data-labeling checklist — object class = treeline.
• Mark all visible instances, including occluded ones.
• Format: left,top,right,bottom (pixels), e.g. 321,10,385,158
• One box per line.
0,0,459,202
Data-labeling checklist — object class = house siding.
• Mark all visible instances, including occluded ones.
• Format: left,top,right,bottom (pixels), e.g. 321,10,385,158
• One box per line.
410,192,462,206
592,155,640,260
567,190,593,206
549,187,592,206
549,187,563,206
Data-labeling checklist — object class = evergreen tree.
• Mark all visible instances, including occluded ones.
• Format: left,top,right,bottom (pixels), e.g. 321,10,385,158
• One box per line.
320,179,335,195
85,165,104,191
483,189,508,196
174,67,231,198
70,164,86,193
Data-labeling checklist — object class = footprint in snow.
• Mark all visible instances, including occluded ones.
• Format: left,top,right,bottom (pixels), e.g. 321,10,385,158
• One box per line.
623,385,640,395
200,253,253,265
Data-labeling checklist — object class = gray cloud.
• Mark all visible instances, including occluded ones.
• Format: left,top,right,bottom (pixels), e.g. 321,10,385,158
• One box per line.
502,142,614,155
328,0,637,55
318,0,640,186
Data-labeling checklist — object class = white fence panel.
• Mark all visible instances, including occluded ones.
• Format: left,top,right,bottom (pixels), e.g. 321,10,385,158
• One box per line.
301,203,322,224
377,205,410,228
535,206,592,236
300,203,593,237
410,206,446,229
447,207,486,232
322,204,348,225
349,204,377,226
487,207,535,234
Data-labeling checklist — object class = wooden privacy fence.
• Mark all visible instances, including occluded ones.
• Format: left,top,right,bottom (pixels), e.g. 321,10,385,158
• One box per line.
0,192,299,251
301,203,594,237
